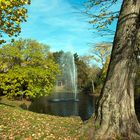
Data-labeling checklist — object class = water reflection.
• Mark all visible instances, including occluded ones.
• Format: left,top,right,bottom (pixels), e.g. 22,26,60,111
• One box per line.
28,93,140,121
29,93,96,121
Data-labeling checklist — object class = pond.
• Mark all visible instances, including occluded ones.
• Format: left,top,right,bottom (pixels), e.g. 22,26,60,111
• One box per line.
28,93,140,122
29,92,97,121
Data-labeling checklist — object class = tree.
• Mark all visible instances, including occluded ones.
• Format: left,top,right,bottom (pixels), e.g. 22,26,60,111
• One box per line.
0,0,30,44
135,66,140,99
84,0,140,139
0,39,60,99
87,65,101,94
84,0,119,36
74,53,91,91
79,43,111,94
90,43,112,67
100,55,110,82
52,50,64,63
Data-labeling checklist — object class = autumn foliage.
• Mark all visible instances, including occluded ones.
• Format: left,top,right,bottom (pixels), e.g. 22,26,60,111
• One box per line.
0,0,30,44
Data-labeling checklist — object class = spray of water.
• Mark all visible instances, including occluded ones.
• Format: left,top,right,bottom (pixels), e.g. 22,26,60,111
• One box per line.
57,52,78,100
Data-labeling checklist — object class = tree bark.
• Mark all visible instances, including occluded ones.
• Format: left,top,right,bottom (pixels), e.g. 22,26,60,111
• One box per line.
91,80,95,94
91,0,140,139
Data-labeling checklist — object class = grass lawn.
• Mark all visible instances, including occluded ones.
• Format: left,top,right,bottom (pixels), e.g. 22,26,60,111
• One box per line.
0,96,84,140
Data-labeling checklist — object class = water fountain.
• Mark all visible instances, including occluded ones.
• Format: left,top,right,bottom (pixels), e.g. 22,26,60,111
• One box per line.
29,52,95,119
49,52,78,102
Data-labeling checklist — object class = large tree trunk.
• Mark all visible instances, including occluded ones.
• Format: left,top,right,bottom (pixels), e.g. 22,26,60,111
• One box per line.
90,0,140,139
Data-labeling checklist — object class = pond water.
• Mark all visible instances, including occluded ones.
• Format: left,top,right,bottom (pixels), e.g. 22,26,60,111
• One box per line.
29,93,97,121
28,93,140,122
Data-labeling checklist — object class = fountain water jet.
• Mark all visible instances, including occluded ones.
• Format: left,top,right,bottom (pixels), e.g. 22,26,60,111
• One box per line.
50,52,78,102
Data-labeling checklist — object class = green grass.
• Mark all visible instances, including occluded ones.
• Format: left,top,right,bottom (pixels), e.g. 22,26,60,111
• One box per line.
0,96,83,140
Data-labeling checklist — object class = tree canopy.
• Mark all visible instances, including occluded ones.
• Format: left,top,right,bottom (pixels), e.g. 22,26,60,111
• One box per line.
90,42,112,67
0,0,30,44
0,39,60,98
84,0,121,36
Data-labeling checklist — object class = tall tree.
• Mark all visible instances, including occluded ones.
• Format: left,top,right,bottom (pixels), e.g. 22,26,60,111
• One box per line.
74,54,90,90
85,0,140,139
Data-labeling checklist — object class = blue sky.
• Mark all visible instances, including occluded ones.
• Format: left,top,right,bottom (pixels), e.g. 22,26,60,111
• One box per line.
19,0,121,56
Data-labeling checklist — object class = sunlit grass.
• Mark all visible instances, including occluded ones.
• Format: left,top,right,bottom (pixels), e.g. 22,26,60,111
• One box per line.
0,97,83,140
